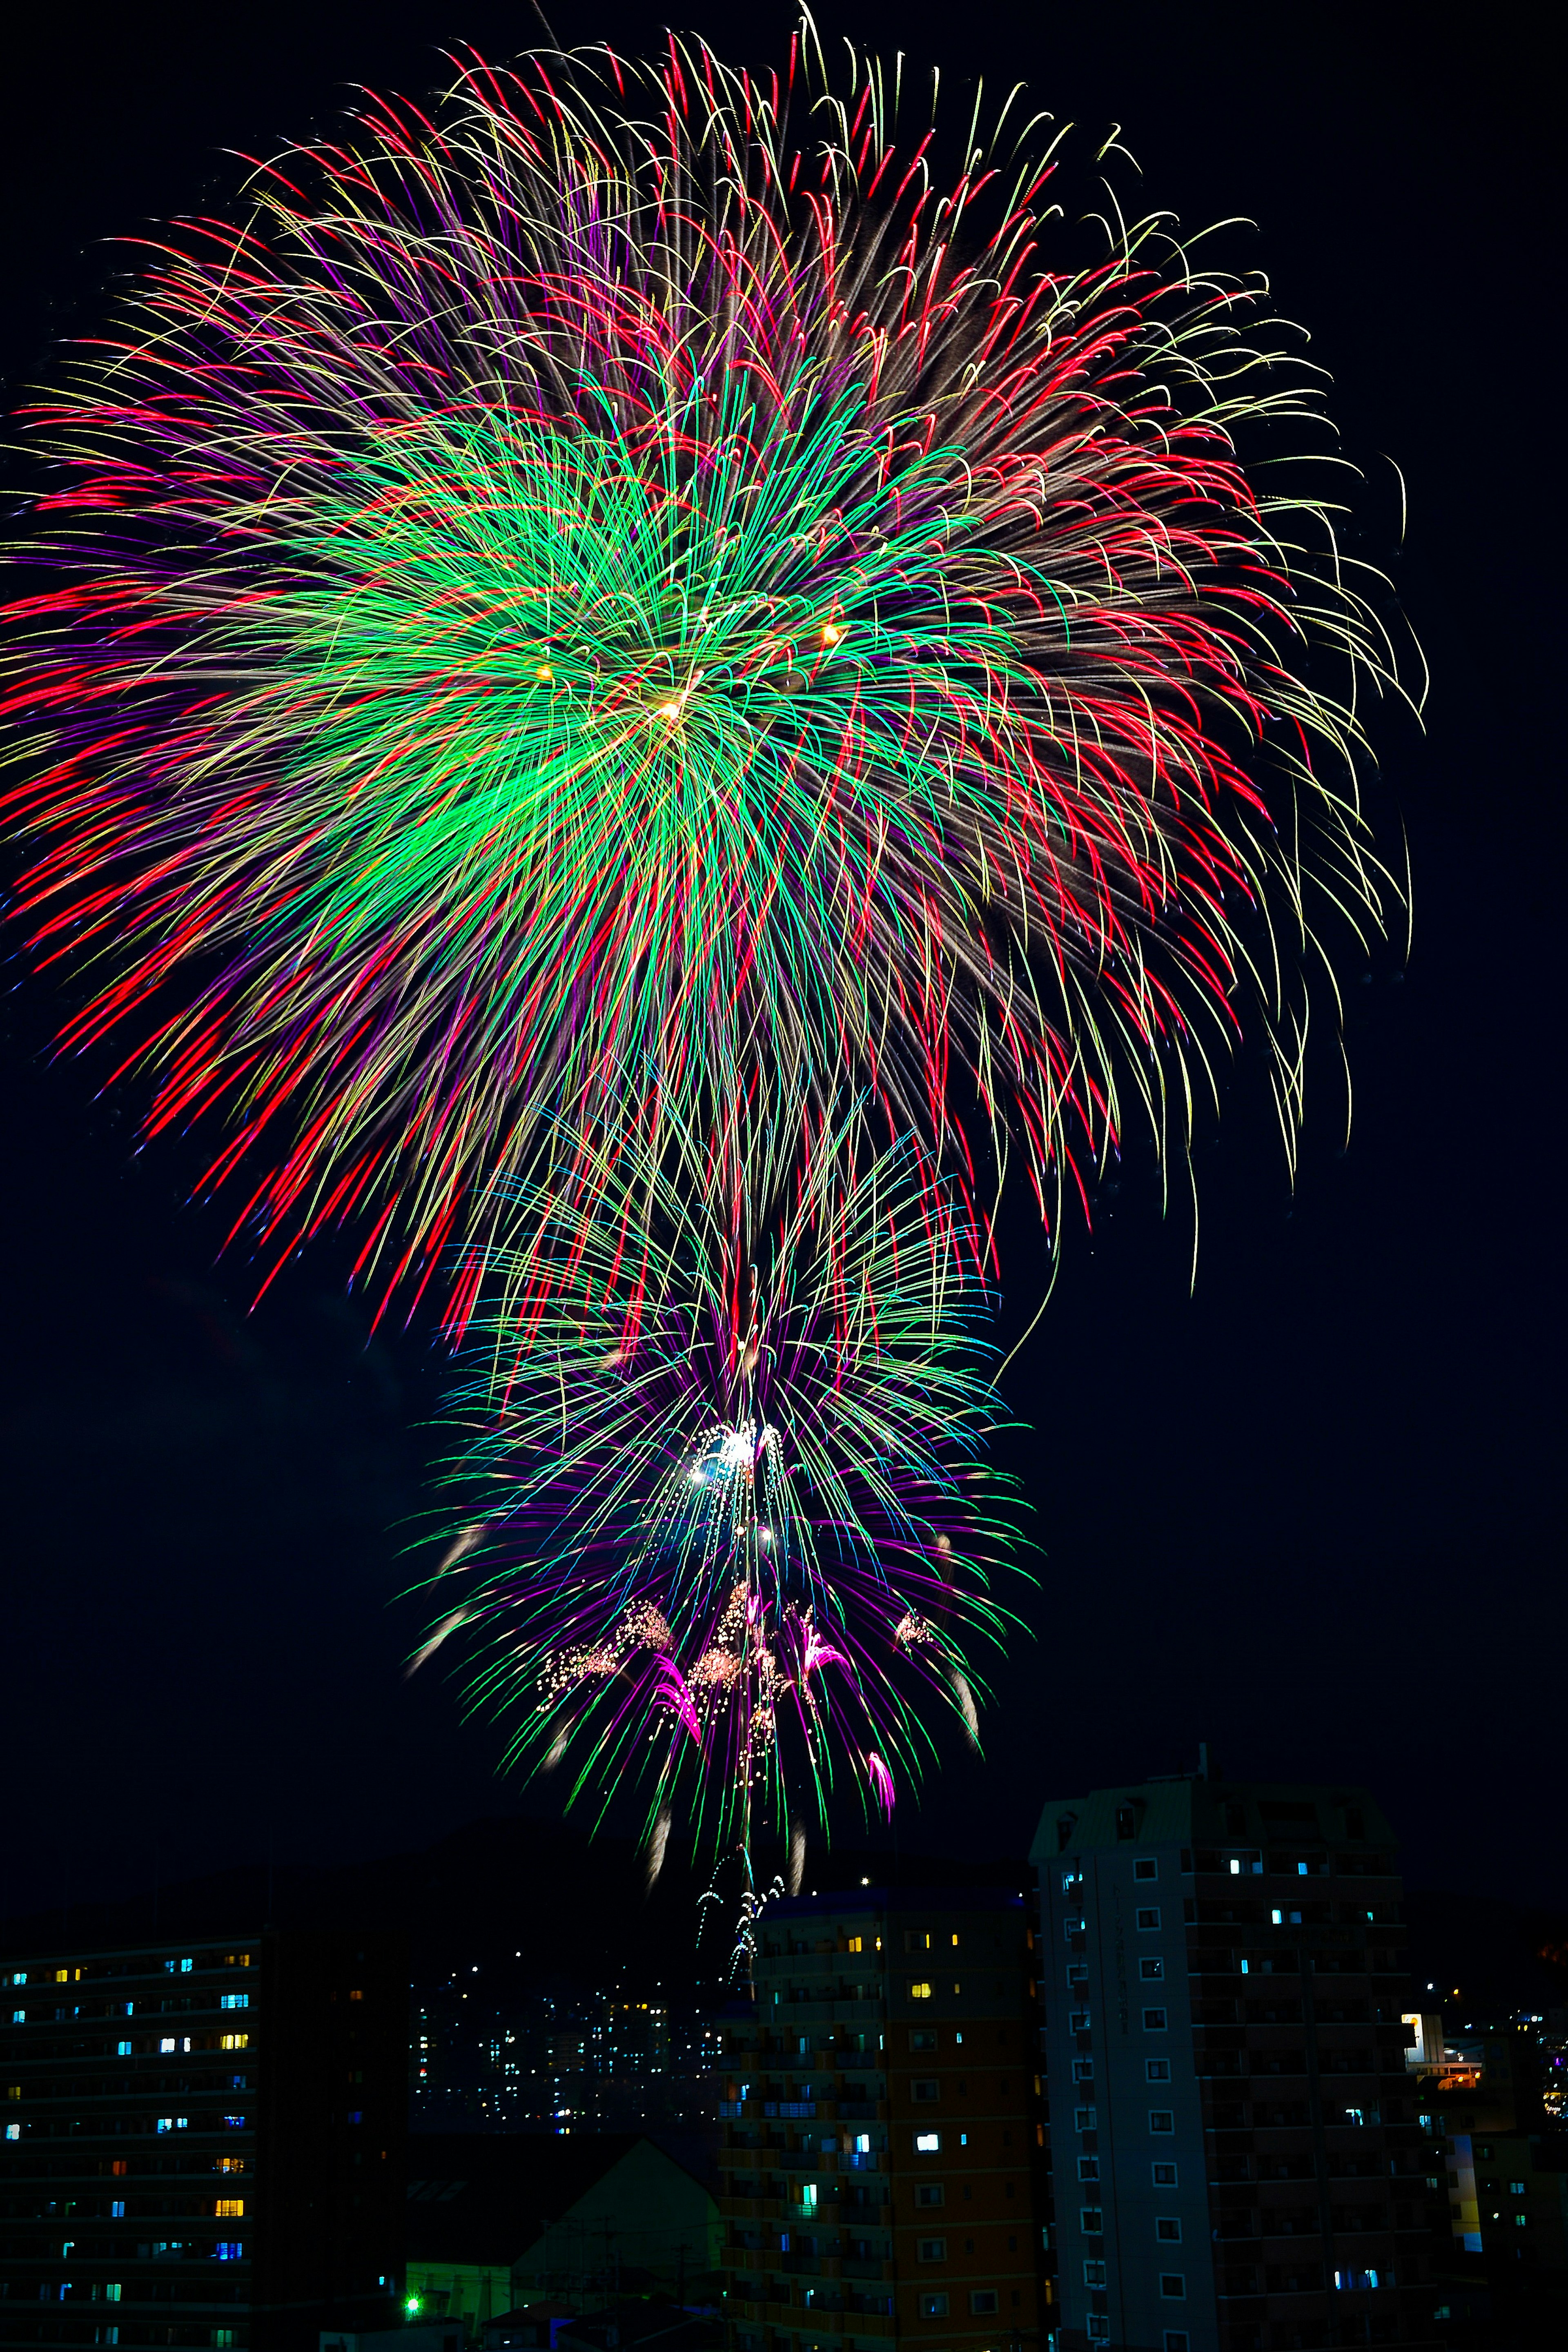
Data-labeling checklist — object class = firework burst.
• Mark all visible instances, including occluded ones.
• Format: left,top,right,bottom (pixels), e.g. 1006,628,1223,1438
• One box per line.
411,1127,1023,1852
4,29,1404,1325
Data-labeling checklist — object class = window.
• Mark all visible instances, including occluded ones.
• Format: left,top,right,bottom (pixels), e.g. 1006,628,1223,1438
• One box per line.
1146,2059,1171,2082
1064,1917,1085,1942
160,2038,177,2053
969,2292,998,2315
220,2034,248,2051
909,1981,933,2000
918,2238,947,2262
1077,2156,1099,2181
1115,1804,1138,1840
1066,1963,1089,1987
347,2109,363,2124
219,1995,248,2011
1143,2007,1169,2032
223,2116,246,2130
1082,2261,1107,2288
918,2294,948,2319
1087,2322,1110,2346
801,2184,818,2212
214,2244,243,2262
1163,2335,1191,2352
913,2079,940,2102
105,2286,120,2304
1079,2207,1104,2234
1139,1957,1165,1982
847,1937,862,1953
1069,2008,1091,2032
1156,2217,1182,2242
1159,2274,1186,2300
915,2132,941,2154
910,2029,937,2050
1134,1857,1158,1881
9,2011,21,2025
6,2123,20,2140
916,2185,945,2208
116,2042,131,2057
1508,2180,1526,2195
348,1989,363,2002
1149,2110,1174,2134
214,2201,243,2219
1136,1908,1160,1931
1074,2106,1097,2132
1073,2058,1094,2082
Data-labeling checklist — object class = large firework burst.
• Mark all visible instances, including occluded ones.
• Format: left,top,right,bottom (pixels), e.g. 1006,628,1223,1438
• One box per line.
413,1122,1020,1851
5,28,1401,1324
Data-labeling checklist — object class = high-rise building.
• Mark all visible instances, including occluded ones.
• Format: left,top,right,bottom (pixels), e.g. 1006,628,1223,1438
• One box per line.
1030,1773,1446,2352
0,1929,406,2352
717,1886,1046,2352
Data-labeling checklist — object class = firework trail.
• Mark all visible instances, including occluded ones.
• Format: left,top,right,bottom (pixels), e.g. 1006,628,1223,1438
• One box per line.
4,28,1403,1330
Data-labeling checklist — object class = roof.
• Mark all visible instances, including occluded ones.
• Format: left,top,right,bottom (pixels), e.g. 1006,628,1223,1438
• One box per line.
406,2133,646,2263
757,1886,1025,1920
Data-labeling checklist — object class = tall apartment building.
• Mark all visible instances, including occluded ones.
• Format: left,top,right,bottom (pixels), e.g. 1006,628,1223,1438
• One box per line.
0,1929,406,2352
1031,1775,1446,2352
717,1887,1046,2352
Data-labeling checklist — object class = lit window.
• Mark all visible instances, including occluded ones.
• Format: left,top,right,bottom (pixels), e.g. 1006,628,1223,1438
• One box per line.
919,2295,949,2319
215,2200,244,2218
1147,2059,1171,2082
9,2011,21,2025
918,2238,946,2262
951,1934,960,1948
801,2183,817,2211
157,2119,173,2136
6,2125,20,2140
1159,2273,1186,2299
1082,2262,1107,2287
347,2110,363,2124
909,1982,933,2000
847,1938,862,1954
1143,2008,1169,2032
1079,2207,1104,2234
111,2201,125,2218
1136,1908,1160,1931
1139,1958,1165,1982
214,2243,243,2262
223,2116,246,2129
1149,2110,1174,2134
1064,1918,1085,1942
349,1990,363,2002
915,2132,941,2154
160,2038,177,2054
1156,2217,1182,2243
180,1959,192,1973
219,1995,248,2011
116,2042,131,2057
220,2034,248,2051
105,2286,120,2303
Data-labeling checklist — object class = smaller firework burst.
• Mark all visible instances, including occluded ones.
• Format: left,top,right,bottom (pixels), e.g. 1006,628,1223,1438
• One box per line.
410,1123,1025,1854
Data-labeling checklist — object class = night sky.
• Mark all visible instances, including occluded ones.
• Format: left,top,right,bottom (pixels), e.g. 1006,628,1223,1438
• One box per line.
2,1,1559,1932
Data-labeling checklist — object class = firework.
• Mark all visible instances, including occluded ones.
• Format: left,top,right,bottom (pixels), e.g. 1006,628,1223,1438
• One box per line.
4,30,1403,1325
410,1131,1023,1854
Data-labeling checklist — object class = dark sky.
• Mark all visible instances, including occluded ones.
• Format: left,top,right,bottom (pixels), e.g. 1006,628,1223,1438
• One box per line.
1,0,1561,1929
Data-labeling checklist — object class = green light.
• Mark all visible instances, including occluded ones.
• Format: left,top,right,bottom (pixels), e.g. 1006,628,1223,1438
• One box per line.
405,2295,423,2319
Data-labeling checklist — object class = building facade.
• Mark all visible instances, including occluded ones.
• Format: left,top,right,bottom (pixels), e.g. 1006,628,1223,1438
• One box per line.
1031,1776,1446,2352
717,1887,1046,2352
0,1929,406,2352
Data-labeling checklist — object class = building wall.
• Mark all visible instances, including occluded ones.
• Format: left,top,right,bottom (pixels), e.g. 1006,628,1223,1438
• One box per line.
0,1931,405,2352
717,1889,1045,2352
404,2259,514,2327
1031,1779,1446,2352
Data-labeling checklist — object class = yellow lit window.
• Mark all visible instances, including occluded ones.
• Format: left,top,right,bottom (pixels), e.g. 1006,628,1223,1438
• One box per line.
220,2034,249,2051
217,2158,245,2174
951,1935,960,1948
910,1982,933,2000
349,1989,363,2003
5,2086,19,2101
54,1969,68,1984
215,2198,244,2218
847,1938,862,1954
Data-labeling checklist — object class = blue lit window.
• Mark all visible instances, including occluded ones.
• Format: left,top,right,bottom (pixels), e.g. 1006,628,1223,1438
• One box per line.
156,2119,173,2136
180,1959,192,1974
219,1995,248,2011
215,2243,243,2262
347,2111,363,2124
116,2042,131,2057
10,2011,22,2025
223,2116,246,2129
4,2125,18,2142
